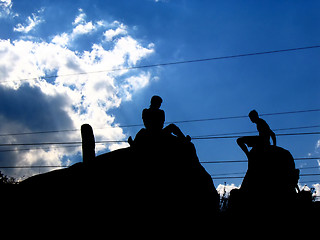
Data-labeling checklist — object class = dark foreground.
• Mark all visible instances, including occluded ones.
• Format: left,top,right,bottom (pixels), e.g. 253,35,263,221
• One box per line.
1,135,319,235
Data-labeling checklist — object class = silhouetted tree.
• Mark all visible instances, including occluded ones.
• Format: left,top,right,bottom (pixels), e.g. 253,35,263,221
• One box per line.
0,171,17,185
219,182,229,212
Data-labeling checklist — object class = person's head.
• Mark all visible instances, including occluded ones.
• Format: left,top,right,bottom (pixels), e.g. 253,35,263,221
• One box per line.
150,95,162,109
249,110,259,123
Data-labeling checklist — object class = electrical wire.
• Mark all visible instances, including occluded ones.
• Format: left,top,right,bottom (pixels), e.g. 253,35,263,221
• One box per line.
210,166,319,177
191,124,320,138
200,157,320,164
0,140,127,147
0,109,319,137
211,174,320,180
1,157,318,169
3,45,320,84
0,131,318,148
192,131,320,140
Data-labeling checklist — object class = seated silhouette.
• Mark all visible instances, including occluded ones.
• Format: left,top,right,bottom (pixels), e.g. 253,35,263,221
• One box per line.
128,95,189,147
237,110,276,158
142,95,165,134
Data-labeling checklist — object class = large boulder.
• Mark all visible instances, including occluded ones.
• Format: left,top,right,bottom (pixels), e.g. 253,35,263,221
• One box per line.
17,132,219,229
241,145,298,197
228,145,299,217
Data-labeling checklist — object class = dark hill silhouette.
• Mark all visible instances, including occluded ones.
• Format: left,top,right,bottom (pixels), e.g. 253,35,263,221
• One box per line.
16,124,219,231
2,124,319,234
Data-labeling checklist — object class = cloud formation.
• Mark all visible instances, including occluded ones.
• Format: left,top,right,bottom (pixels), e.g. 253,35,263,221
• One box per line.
0,0,13,18
13,8,44,33
0,8,155,178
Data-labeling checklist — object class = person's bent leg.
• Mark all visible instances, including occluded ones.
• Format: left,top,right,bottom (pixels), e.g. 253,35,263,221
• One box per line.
164,124,185,139
237,137,250,157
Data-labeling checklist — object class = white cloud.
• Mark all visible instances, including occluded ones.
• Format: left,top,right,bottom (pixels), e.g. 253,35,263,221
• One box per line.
0,0,11,8
0,9,155,178
114,36,154,65
70,9,104,39
313,183,320,201
104,23,127,41
14,9,44,33
73,8,86,25
121,72,151,101
216,183,240,197
0,0,14,18
52,9,107,46
72,21,95,36
51,33,69,47
306,139,320,165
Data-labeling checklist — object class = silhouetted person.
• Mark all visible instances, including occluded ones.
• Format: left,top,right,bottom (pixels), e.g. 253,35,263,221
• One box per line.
128,96,189,146
142,95,165,134
237,110,276,158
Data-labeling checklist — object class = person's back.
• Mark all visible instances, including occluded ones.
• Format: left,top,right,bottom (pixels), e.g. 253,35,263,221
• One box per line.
142,107,165,133
142,95,165,133
256,117,272,145
250,110,276,147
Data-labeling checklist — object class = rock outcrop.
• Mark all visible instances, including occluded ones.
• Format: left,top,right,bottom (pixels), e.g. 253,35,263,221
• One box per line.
228,145,300,217
17,131,219,229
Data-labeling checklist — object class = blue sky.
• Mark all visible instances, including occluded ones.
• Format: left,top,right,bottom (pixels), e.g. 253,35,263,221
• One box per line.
0,0,319,196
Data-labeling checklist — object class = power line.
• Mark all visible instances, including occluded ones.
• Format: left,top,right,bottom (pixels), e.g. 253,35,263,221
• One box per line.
298,166,320,170
200,157,320,164
168,109,320,125
0,145,82,153
0,108,319,137
192,124,320,138
300,180,320,184
210,166,319,177
0,141,120,153
0,140,127,148
300,174,320,177
0,156,317,169
3,45,320,84
211,173,320,180
0,127,318,153
0,131,318,148
211,176,244,180
192,131,320,140
0,128,317,153
0,129,79,137
0,165,69,169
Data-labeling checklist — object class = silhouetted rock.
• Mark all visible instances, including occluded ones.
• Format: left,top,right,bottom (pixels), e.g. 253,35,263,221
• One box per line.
241,145,297,196
17,133,219,230
228,145,300,217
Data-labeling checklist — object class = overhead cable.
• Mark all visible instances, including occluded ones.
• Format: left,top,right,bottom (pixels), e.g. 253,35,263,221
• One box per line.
0,131,318,148
3,45,320,84
0,108,319,137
